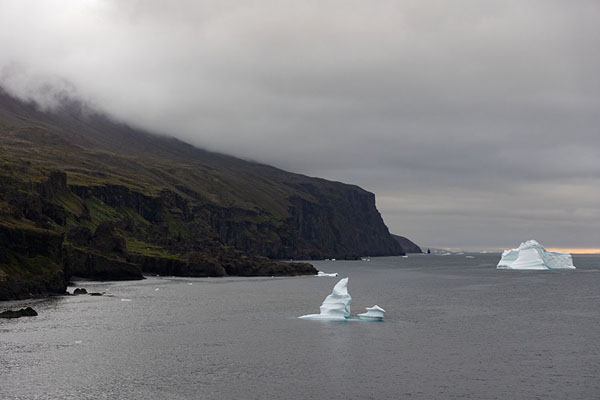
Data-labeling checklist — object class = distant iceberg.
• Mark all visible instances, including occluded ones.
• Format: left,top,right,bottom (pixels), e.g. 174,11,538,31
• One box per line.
299,278,351,320
358,305,385,321
497,240,575,270
317,271,339,277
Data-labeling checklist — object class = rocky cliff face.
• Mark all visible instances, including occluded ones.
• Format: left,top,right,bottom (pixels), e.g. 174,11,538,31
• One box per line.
282,187,402,259
0,88,405,299
0,223,66,300
392,234,422,253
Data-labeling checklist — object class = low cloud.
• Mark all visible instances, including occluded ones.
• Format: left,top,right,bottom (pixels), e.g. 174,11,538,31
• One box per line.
1,0,599,248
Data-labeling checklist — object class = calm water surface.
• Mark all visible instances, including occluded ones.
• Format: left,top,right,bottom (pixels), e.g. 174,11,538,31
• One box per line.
1,254,599,399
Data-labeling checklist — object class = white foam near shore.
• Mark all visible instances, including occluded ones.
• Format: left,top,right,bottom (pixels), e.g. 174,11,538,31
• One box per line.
497,240,575,270
317,271,339,277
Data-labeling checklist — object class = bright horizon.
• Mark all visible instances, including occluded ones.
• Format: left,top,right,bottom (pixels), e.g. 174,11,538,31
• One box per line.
547,248,600,255
430,246,600,255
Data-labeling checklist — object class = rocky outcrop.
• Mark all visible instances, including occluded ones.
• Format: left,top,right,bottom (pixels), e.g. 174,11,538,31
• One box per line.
37,171,68,199
63,245,143,281
0,223,67,300
128,252,317,277
66,226,93,247
63,221,143,281
70,184,166,223
221,257,317,277
92,222,127,255
0,307,38,318
281,188,404,259
128,253,226,277
392,234,422,253
201,187,404,259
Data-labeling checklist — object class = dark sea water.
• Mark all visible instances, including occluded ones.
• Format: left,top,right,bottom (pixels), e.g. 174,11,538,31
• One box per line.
1,254,599,399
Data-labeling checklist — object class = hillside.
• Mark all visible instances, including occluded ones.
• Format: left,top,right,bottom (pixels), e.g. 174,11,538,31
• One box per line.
0,88,405,299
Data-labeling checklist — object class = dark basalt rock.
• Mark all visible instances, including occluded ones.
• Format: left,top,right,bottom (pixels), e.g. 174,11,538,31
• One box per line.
183,252,227,277
128,254,188,276
63,245,143,281
0,223,67,301
93,222,127,255
67,226,93,247
128,252,315,277
222,256,317,277
0,306,38,318
37,171,68,199
391,234,422,253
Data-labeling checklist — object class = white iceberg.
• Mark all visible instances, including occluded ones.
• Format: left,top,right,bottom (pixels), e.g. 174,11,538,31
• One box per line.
358,305,385,321
497,240,575,270
299,277,351,320
317,271,339,277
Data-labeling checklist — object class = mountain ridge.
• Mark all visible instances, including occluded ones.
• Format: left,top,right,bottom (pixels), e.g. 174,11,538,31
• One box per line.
0,87,408,300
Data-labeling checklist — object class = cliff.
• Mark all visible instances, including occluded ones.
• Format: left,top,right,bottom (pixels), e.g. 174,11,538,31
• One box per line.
0,88,402,299
0,222,66,300
392,234,422,253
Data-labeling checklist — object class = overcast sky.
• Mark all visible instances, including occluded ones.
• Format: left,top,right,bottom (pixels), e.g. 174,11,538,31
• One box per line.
1,0,599,250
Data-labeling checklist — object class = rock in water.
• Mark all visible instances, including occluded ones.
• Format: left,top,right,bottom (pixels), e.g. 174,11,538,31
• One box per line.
299,277,351,320
497,240,575,270
358,305,385,321
0,307,38,318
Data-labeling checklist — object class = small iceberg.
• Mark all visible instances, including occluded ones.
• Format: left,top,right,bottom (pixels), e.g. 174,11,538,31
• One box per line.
497,240,575,270
299,278,351,320
299,278,386,322
358,305,385,321
317,271,339,277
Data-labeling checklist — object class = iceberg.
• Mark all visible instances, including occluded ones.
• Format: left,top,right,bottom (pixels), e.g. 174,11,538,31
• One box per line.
317,271,339,277
299,277,351,320
497,240,575,270
358,305,385,321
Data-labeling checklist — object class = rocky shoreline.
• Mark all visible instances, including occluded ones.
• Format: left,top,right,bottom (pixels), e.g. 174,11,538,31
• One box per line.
0,261,317,302
0,207,317,301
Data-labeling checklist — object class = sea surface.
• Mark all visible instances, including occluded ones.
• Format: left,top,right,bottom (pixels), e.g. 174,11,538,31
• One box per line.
1,254,599,399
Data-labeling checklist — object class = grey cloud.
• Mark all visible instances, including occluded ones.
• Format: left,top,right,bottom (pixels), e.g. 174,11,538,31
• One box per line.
1,0,599,249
